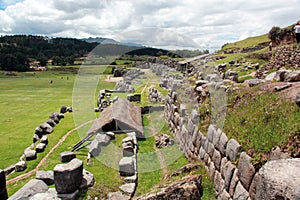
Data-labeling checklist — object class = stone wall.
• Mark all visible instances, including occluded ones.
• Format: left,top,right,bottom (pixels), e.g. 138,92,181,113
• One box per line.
165,90,259,199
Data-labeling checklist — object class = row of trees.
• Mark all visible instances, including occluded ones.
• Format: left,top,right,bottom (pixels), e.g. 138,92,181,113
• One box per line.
0,35,98,71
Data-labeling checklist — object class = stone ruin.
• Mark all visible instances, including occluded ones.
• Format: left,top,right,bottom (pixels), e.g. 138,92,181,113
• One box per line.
117,132,138,198
8,158,94,200
148,87,163,103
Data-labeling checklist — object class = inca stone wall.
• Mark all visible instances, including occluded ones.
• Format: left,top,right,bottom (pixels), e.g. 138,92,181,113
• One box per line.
164,89,300,199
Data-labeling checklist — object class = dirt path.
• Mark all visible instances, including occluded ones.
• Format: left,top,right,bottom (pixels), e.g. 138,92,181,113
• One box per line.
7,120,94,185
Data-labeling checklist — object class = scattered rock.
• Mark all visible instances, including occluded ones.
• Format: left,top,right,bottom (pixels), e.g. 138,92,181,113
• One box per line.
36,143,46,153
155,134,174,148
256,158,300,200
107,191,130,200
246,78,262,87
119,157,135,177
24,149,37,161
36,170,54,185
60,151,76,163
9,179,48,200
80,169,94,189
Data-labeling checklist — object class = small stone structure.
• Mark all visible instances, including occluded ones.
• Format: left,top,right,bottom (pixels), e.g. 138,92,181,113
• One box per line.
60,151,76,163
9,179,48,200
54,158,83,194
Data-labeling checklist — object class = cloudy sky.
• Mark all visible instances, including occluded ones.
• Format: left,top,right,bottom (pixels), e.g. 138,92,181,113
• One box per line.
0,0,299,51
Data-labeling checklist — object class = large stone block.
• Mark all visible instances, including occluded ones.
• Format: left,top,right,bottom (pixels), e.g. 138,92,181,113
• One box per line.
89,139,101,157
24,149,37,161
54,158,83,194
36,143,46,153
237,152,255,190
212,150,222,171
9,179,48,200
60,151,76,163
119,157,135,176
217,132,228,156
225,139,242,162
36,170,54,185
233,181,249,200
255,158,300,200
95,133,111,146
15,161,27,172
0,170,8,200
223,161,236,192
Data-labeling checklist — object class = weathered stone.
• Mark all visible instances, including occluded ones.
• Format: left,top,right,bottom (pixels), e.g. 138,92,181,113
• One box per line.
80,169,94,189
40,122,53,134
9,179,48,200
0,170,8,200
296,91,300,107
30,192,60,200
207,142,215,158
220,157,228,178
122,142,135,157
89,138,101,157
120,183,136,195
217,132,228,155
284,70,300,82
15,161,27,172
36,143,46,153
106,131,115,139
54,158,83,194
199,147,206,160
208,161,216,178
56,190,79,200
249,173,258,200
46,118,56,127
246,78,261,87
226,139,242,162
124,175,137,183
233,182,249,200
95,133,111,146
219,189,231,200
212,128,222,148
229,169,239,197
223,161,236,192
107,191,130,200
214,171,223,196
212,150,222,171
33,134,40,143
24,149,37,161
40,135,48,145
60,151,76,163
204,153,210,165
119,157,135,176
60,106,68,114
237,152,256,190
255,158,300,200
4,164,15,176
36,170,54,185
207,124,215,142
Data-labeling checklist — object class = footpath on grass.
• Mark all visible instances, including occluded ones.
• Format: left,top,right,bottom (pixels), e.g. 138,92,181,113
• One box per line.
7,120,94,185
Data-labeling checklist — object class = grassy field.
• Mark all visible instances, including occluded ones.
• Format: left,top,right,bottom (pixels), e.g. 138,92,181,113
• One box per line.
2,65,215,199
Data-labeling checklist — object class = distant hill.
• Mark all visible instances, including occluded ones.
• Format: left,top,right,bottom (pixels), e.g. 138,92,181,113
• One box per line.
81,37,143,47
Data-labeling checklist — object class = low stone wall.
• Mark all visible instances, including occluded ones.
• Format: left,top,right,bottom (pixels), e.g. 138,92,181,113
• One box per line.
164,90,265,199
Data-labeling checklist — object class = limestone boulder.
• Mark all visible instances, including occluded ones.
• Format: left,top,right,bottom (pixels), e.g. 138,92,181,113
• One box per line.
36,170,54,185
225,139,242,162
80,169,94,189
40,122,53,134
15,161,27,172
24,149,37,161
40,135,48,145
54,158,83,194
36,143,46,153
119,157,135,176
237,152,256,190
60,151,76,163
256,158,300,200
9,179,48,200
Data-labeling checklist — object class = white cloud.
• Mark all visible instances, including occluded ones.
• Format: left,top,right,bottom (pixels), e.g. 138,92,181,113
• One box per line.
0,0,299,50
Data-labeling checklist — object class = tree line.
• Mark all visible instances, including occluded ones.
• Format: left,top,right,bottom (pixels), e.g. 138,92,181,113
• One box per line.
0,35,98,71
